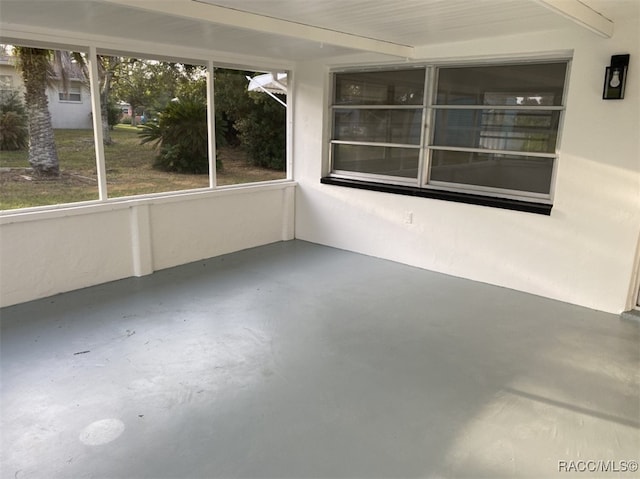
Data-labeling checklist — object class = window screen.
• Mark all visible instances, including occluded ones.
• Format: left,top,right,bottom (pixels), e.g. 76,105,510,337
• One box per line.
329,61,568,204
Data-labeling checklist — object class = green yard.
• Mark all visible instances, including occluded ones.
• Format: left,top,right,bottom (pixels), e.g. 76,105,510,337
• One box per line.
0,126,285,210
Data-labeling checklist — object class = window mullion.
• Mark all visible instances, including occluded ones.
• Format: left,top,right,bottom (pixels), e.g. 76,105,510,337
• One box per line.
206,60,216,188
420,66,436,187
87,45,108,201
332,105,422,110
428,145,557,158
432,105,565,111
331,140,421,149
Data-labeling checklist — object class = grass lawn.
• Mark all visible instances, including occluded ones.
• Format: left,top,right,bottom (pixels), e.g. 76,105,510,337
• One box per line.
0,125,285,210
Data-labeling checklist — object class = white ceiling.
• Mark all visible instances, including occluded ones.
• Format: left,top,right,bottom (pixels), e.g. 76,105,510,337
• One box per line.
201,0,568,46
0,0,637,62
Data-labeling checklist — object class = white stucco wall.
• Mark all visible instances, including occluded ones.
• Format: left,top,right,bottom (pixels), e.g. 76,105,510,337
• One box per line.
292,19,640,314
0,184,296,307
1,12,638,314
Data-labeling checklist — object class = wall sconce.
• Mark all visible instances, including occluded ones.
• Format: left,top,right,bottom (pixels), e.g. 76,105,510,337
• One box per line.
603,54,630,100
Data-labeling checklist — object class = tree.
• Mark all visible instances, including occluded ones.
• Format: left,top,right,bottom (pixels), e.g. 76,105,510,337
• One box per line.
111,59,180,126
13,46,87,176
214,69,286,169
14,47,60,176
236,90,286,170
214,68,253,145
111,59,148,126
97,55,123,144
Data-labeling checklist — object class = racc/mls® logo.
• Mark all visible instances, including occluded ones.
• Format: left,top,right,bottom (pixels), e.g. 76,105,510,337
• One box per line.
558,460,638,474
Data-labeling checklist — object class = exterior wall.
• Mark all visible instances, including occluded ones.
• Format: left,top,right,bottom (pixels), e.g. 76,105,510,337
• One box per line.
0,60,22,93
0,59,92,129
47,82,93,129
292,18,640,314
0,184,296,307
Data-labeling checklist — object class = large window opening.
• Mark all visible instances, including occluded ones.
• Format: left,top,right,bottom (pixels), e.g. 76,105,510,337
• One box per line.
214,68,287,186
0,44,99,209
0,42,290,211
102,55,210,198
327,60,569,213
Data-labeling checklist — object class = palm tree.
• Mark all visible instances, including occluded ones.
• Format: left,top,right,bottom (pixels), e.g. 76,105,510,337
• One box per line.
14,47,60,176
13,47,88,176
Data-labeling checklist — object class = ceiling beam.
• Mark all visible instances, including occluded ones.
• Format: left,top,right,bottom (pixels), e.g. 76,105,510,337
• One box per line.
100,0,415,58
534,0,614,38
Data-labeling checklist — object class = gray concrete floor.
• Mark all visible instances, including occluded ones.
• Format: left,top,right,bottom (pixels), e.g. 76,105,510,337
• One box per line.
1,240,638,479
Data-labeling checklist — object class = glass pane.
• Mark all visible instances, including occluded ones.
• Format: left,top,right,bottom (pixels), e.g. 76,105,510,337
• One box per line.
436,63,567,106
215,68,287,186
333,144,419,178
0,45,99,210
335,69,425,105
333,109,422,144
433,109,560,153
103,56,210,198
429,150,553,194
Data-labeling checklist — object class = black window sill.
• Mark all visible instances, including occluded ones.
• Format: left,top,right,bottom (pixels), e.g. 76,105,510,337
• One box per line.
320,177,552,215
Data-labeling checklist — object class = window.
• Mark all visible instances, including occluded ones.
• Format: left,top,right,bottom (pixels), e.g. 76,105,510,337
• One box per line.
326,60,569,214
58,84,82,102
102,54,211,198
331,69,425,181
214,68,287,186
0,74,13,92
0,44,99,210
431,63,566,197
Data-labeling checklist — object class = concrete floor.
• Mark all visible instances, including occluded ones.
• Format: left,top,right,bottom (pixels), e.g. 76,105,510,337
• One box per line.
1,240,638,479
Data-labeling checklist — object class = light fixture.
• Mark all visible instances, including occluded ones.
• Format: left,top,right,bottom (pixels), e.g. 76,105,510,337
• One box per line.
603,54,630,100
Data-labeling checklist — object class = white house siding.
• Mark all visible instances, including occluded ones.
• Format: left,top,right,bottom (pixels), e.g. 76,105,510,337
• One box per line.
0,60,22,94
0,60,91,130
293,17,640,314
46,82,93,129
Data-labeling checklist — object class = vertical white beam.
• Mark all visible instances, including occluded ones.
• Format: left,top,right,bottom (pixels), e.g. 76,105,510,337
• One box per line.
285,70,293,181
206,60,216,188
281,185,295,241
130,204,153,277
87,45,108,200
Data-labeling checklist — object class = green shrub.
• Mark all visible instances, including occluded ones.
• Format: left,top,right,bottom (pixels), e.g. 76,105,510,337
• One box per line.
0,91,28,151
107,102,123,128
236,93,286,170
138,93,226,174
0,111,28,151
213,70,286,171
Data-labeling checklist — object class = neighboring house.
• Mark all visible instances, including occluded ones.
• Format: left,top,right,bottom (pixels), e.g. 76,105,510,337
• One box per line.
0,53,92,129
0,54,21,95
117,101,132,117
117,101,143,123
